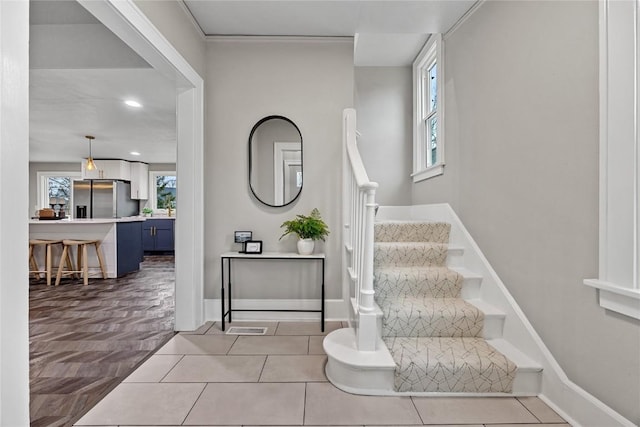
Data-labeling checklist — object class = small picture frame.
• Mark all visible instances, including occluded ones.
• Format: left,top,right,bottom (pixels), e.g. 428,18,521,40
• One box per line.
243,240,263,254
234,230,252,243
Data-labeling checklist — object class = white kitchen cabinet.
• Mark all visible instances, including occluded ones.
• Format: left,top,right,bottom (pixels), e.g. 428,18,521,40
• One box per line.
130,162,149,199
81,160,131,181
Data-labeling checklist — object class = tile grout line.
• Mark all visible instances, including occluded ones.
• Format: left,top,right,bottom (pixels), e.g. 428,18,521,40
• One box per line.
302,381,308,425
257,354,269,382
516,396,544,423
158,354,185,383
178,381,208,426
409,395,426,425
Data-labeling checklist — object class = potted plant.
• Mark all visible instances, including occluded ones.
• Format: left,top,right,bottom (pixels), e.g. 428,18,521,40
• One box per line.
142,207,153,217
280,208,329,255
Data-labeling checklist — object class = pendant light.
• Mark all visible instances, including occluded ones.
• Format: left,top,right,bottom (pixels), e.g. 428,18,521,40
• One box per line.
85,135,96,171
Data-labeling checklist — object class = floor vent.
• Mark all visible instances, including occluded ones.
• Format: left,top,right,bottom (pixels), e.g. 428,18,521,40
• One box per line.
225,326,268,335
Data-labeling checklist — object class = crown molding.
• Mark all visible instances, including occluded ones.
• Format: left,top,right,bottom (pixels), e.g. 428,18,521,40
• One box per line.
205,35,353,44
178,0,205,41
444,0,485,40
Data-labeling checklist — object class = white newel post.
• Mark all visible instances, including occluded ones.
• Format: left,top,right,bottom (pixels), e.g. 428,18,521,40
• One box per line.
357,184,379,351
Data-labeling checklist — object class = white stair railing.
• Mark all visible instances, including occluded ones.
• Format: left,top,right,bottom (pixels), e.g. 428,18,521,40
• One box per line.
342,108,379,351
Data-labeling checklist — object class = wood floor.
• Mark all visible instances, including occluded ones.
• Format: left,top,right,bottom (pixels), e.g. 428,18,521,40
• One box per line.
29,255,176,427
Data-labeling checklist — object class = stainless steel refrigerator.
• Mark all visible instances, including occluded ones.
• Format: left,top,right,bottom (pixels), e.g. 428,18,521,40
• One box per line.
73,180,138,218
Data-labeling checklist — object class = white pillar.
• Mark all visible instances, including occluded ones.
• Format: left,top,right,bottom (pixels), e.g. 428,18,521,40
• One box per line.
0,0,31,424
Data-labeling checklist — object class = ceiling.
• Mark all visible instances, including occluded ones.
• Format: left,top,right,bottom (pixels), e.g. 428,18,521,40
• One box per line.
183,1,475,66
30,0,475,164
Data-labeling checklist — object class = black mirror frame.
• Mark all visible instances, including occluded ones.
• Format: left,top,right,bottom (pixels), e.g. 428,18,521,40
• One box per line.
248,115,303,208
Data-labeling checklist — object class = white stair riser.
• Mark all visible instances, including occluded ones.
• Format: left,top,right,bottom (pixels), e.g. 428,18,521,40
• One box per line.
324,344,541,396
325,357,396,393
483,314,505,339
460,276,482,299
446,247,465,268
510,369,543,396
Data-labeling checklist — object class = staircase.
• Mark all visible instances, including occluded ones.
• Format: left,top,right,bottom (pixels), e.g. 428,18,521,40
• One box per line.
327,108,541,397
324,217,543,396
374,221,516,393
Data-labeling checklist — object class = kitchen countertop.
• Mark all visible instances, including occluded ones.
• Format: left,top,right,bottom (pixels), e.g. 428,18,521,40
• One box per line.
29,216,147,225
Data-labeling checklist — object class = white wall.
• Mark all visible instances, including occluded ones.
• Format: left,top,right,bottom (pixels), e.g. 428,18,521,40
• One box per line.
205,38,353,303
355,67,412,206
409,1,639,422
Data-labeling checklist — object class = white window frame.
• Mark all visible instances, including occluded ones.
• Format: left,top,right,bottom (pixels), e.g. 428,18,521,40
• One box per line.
583,0,640,319
149,170,177,210
412,34,445,183
36,171,82,210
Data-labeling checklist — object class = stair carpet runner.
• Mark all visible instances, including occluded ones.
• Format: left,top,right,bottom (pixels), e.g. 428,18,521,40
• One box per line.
374,221,517,393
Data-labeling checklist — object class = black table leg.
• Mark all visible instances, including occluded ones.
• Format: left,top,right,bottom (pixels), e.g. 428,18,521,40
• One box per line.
321,258,325,332
228,258,233,323
221,257,225,331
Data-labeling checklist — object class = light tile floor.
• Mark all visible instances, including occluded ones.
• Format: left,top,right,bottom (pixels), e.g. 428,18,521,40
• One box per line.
75,321,569,427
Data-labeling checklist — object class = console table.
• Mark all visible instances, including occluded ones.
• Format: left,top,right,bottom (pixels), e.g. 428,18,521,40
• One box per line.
220,252,325,332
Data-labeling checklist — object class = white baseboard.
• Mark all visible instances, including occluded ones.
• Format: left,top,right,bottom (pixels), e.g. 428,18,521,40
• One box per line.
204,298,349,321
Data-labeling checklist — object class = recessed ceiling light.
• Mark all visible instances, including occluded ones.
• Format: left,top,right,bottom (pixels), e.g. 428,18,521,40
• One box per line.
125,100,142,108
130,151,141,156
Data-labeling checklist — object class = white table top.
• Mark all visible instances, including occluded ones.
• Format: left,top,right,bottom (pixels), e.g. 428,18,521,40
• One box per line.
220,251,325,259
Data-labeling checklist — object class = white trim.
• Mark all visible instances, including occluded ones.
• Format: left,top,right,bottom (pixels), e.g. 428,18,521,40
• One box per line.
205,35,353,43
273,142,301,206
586,0,640,318
444,0,486,40
0,1,30,423
36,171,82,210
176,0,206,40
204,299,349,322
149,170,177,210
584,279,640,320
411,163,445,183
413,34,445,180
79,0,205,331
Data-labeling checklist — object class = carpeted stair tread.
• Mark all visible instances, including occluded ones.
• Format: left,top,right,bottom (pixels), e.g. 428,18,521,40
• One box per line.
383,336,517,393
373,220,517,394
375,221,451,243
374,242,448,267
374,266,463,299
379,297,484,338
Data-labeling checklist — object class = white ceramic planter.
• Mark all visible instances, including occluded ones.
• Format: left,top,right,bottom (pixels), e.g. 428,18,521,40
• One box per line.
297,238,315,255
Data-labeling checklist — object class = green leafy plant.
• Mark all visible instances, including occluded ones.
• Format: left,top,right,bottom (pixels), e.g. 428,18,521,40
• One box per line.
142,207,153,216
279,208,330,241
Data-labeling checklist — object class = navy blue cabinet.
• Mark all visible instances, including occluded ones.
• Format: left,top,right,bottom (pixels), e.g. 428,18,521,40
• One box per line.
143,219,174,253
116,221,143,277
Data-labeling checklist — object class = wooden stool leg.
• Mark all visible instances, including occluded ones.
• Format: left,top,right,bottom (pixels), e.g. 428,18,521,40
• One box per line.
29,245,42,280
65,249,74,278
46,243,52,286
77,246,82,281
82,244,89,286
55,245,68,286
94,242,107,279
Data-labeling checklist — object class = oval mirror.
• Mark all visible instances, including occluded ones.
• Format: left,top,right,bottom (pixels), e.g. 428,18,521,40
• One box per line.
249,115,303,207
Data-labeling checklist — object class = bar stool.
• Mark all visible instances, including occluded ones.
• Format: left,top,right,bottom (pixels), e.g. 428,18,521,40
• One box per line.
55,239,107,286
29,239,65,286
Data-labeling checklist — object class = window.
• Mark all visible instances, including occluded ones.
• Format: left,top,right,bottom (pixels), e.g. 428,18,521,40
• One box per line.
583,0,640,319
149,171,176,210
36,171,82,217
413,34,444,182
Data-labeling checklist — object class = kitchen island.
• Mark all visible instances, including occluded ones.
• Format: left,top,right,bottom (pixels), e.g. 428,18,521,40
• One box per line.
29,217,146,279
